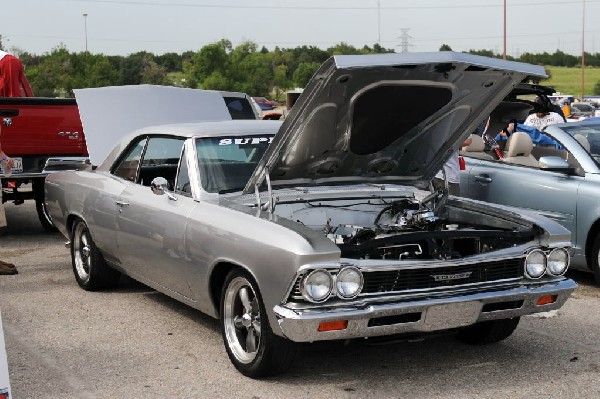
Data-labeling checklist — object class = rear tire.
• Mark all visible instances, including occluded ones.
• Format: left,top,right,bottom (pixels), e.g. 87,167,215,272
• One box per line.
456,317,520,345
220,269,297,378
70,218,120,291
33,178,58,232
590,233,600,285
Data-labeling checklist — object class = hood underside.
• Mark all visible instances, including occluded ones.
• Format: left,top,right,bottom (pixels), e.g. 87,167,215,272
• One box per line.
244,52,545,194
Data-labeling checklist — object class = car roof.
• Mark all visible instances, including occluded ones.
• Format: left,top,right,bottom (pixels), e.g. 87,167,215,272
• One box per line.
132,119,282,138
96,120,282,171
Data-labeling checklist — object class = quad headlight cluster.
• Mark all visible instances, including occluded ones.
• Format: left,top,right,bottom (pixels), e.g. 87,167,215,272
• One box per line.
301,267,364,303
525,248,570,279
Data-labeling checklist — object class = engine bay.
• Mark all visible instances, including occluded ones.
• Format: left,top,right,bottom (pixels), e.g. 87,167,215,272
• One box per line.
274,190,536,261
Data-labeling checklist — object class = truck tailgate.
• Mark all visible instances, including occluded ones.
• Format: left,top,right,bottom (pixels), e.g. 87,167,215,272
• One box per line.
0,98,88,156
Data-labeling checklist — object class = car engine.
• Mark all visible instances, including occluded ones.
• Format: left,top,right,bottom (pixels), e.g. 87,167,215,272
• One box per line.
275,190,536,261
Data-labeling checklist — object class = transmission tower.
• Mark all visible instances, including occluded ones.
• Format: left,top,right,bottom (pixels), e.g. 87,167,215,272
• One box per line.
397,29,413,53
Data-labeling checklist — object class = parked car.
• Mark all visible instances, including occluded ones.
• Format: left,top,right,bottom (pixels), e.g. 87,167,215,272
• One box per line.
570,102,596,119
45,52,576,378
252,96,280,110
461,118,600,284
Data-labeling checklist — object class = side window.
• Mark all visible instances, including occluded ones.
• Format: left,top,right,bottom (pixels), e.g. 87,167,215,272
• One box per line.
175,146,192,196
112,137,147,181
138,137,185,189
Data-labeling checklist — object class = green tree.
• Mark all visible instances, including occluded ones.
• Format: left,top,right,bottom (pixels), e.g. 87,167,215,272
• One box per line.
327,42,361,55
201,71,232,91
26,45,76,97
188,41,230,85
439,44,453,51
594,80,600,95
155,52,182,72
467,49,498,58
292,62,320,88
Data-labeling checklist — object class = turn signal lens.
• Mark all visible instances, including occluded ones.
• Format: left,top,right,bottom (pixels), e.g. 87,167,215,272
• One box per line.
536,295,557,306
318,320,348,332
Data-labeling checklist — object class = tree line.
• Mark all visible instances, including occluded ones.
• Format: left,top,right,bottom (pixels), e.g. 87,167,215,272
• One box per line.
3,36,600,98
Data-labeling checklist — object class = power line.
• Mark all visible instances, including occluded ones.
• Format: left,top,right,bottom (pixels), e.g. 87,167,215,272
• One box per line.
62,0,600,10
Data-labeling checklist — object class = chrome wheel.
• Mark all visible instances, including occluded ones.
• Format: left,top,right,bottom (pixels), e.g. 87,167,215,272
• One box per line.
223,276,262,364
73,222,92,283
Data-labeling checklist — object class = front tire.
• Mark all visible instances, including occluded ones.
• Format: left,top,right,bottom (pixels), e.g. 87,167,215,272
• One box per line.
70,219,120,291
589,233,600,285
220,270,297,378
456,317,520,345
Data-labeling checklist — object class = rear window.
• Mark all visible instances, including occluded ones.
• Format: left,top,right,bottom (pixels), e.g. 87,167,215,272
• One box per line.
222,97,257,120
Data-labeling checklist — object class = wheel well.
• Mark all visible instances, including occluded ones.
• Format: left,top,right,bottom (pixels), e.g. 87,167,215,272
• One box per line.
585,219,600,270
66,214,81,236
210,262,244,317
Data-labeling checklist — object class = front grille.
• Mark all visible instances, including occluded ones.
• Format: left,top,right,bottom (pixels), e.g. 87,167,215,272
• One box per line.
288,258,523,301
362,258,523,294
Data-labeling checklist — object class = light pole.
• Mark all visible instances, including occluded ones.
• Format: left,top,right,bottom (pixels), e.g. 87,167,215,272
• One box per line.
377,0,381,46
503,0,507,59
83,13,88,52
581,0,585,98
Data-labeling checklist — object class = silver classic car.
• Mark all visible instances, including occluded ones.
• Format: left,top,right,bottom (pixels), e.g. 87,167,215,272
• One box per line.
461,117,600,284
45,52,577,378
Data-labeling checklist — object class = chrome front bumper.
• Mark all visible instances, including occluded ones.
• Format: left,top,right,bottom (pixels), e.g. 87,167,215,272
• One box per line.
273,278,577,342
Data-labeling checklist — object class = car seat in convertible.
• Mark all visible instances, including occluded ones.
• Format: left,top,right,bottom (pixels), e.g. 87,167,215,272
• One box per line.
461,134,494,160
502,132,538,167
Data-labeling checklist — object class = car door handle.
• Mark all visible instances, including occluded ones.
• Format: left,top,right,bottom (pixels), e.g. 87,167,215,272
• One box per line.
116,201,130,207
474,175,492,183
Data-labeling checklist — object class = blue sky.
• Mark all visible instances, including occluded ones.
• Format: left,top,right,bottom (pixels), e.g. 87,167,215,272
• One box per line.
2,0,599,56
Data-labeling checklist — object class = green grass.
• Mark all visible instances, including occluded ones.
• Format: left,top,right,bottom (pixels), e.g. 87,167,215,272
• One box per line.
544,66,600,97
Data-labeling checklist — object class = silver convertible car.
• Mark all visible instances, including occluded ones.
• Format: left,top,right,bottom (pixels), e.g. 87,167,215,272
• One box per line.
461,118,600,284
45,52,577,378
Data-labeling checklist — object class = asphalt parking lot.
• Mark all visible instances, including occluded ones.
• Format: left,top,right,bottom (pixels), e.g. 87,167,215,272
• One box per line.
1,201,600,398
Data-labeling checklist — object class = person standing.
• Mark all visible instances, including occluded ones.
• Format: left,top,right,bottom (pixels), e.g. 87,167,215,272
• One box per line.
0,125,18,274
432,136,472,196
0,49,34,97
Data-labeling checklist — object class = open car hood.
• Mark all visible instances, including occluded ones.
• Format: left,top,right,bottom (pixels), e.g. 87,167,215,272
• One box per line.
244,52,545,194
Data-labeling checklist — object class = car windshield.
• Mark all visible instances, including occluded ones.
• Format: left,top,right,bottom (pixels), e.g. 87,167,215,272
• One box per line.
196,135,274,193
561,122,600,164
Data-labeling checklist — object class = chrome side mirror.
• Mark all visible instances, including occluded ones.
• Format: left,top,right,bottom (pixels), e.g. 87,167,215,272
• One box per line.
150,177,178,201
151,177,169,195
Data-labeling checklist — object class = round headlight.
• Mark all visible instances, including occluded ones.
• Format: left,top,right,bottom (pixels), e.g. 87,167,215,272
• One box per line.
335,267,364,299
302,269,333,302
547,248,569,276
525,249,547,279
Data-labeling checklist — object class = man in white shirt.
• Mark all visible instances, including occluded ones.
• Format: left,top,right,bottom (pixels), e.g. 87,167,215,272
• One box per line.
523,100,564,130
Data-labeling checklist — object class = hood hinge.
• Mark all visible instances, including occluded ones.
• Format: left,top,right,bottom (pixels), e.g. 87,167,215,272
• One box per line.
254,168,276,213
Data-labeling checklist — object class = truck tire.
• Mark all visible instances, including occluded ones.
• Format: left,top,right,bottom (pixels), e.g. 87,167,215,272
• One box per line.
455,317,520,345
32,178,57,232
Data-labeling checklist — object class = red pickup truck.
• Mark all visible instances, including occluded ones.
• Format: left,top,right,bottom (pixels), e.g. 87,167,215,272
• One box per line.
1,98,89,231
1,90,261,231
